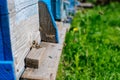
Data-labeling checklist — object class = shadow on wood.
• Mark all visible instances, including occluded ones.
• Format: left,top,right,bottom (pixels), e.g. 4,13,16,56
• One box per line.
21,22,70,80
38,1,59,43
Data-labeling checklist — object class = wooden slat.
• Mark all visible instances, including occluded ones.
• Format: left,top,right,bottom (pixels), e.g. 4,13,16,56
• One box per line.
21,42,62,80
21,22,70,80
7,0,38,13
25,47,46,68
39,1,59,43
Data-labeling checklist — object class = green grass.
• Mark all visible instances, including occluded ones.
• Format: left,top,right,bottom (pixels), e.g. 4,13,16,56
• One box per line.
57,2,120,80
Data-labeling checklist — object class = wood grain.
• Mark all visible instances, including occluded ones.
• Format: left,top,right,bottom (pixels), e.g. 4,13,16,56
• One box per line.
7,1,41,79
25,47,46,68
21,22,70,80
39,2,57,43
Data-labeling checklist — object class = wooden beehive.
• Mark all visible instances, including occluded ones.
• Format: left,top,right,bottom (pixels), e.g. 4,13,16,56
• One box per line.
0,0,73,79
51,0,64,20
9,0,41,79
0,0,40,79
0,0,59,79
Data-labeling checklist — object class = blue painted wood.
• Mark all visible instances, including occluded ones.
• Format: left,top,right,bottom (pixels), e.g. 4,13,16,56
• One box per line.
39,0,59,43
51,0,62,20
51,0,56,19
1,15,13,61
0,0,8,15
41,0,51,10
56,0,62,20
70,0,75,7
67,0,76,15
0,61,15,80
0,0,15,79
0,7,4,60
63,1,70,16
51,0,76,20
0,0,13,61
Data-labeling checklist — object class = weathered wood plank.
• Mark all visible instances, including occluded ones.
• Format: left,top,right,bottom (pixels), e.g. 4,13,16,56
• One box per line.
7,0,38,13
10,13,41,79
7,1,41,79
25,47,46,68
21,22,70,80
39,1,59,43
21,42,61,80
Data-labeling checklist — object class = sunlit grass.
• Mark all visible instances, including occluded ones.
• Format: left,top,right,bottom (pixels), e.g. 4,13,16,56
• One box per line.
57,2,120,80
